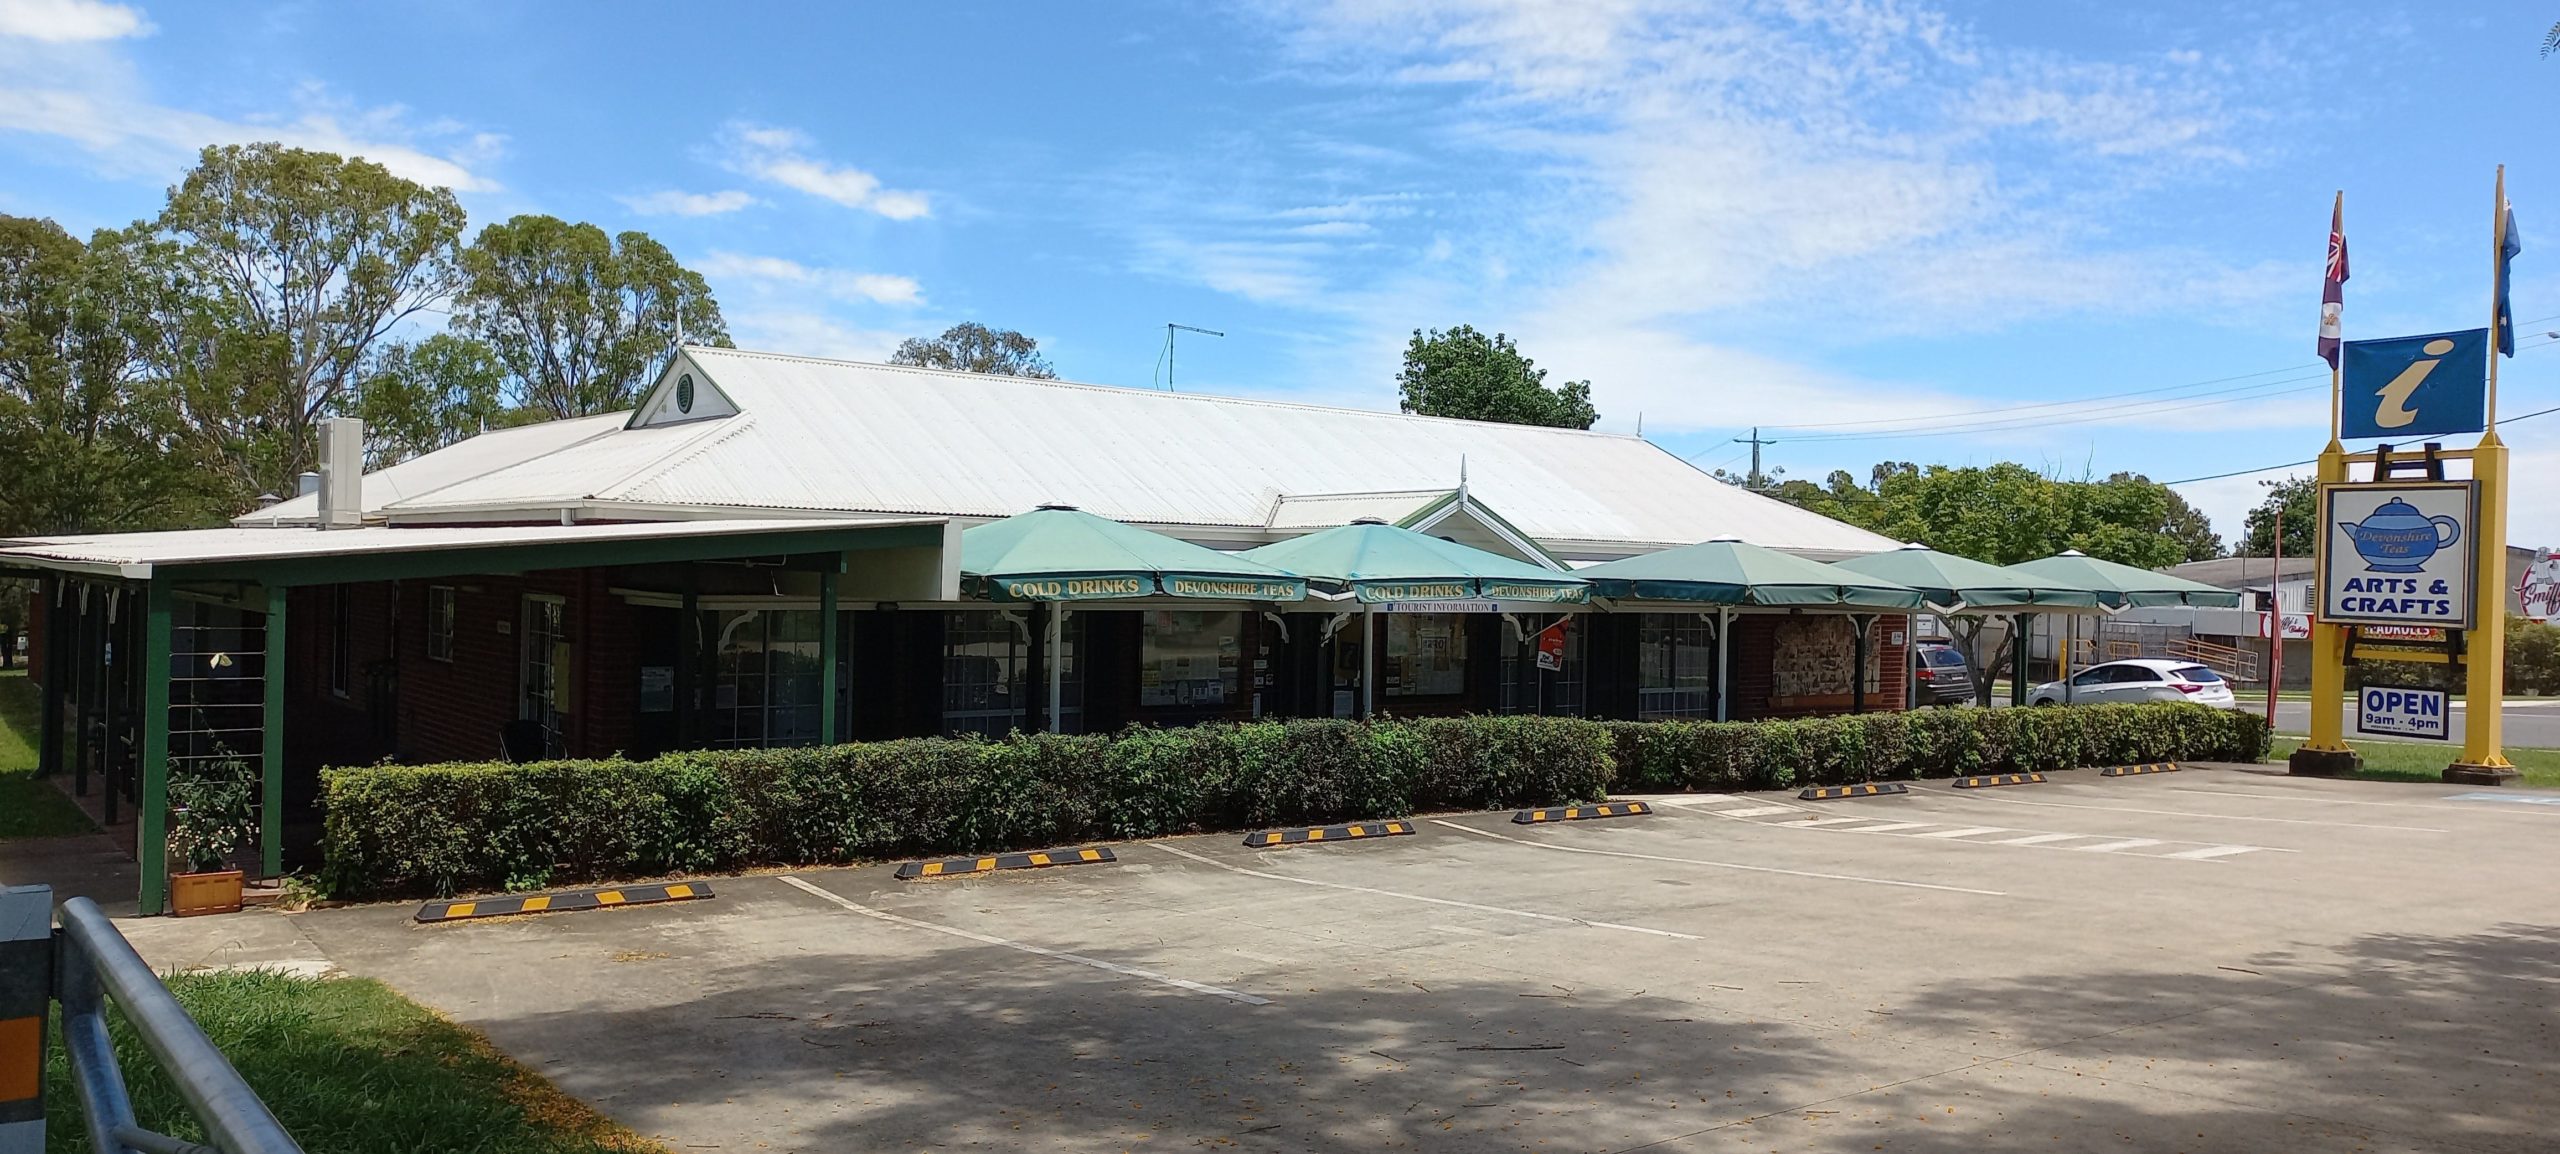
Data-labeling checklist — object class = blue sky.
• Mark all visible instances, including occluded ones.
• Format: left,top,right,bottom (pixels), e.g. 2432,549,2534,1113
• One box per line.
3,0,2555,550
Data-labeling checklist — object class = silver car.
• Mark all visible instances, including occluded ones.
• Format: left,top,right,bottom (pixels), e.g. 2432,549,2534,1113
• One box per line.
2031,658,2239,708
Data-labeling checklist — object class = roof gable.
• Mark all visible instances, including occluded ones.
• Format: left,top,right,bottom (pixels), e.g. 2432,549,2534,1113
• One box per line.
629,349,740,427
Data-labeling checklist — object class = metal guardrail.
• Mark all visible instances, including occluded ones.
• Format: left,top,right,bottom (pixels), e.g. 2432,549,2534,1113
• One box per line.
2,886,304,1154
2165,636,2261,682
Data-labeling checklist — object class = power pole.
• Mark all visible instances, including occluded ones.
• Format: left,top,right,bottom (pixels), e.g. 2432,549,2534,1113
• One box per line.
1733,427,1777,489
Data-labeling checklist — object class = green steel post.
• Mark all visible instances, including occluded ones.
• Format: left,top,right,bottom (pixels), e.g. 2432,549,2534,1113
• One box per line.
138,580,173,915
261,584,286,878
36,575,62,778
2010,613,2031,707
818,569,839,744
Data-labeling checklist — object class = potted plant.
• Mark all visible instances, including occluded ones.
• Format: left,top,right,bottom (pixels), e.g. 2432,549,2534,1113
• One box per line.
167,756,256,917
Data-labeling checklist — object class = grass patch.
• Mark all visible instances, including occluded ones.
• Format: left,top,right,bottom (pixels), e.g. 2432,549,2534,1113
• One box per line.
0,669,95,839
2269,735,2560,788
44,970,665,1154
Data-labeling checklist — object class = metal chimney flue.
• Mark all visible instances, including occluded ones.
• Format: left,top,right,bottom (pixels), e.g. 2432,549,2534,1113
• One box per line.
318,417,364,530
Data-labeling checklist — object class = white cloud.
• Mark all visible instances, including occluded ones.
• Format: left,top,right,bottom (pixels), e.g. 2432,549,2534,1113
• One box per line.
0,35,503,192
1155,0,2305,445
726,311,911,362
697,251,924,307
617,188,755,217
0,0,149,42
718,121,930,220
0,85,504,190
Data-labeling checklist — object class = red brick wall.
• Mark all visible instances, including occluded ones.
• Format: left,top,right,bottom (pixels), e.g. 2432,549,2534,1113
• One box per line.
395,577,520,764
390,569,642,764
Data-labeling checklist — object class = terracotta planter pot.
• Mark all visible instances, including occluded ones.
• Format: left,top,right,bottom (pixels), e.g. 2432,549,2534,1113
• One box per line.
170,869,244,917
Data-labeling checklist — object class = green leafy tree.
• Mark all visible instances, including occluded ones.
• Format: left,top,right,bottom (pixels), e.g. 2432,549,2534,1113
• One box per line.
351,334,510,467
2142,477,2224,562
0,214,203,534
888,322,1056,378
1395,325,1598,429
456,215,728,419
2239,476,2317,558
112,143,466,508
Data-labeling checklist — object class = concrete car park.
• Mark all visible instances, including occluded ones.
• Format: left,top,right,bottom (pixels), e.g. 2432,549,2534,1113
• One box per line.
130,765,2560,1153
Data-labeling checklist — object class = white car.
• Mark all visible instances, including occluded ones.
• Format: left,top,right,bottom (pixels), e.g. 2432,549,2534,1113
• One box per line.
2030,658,2238,708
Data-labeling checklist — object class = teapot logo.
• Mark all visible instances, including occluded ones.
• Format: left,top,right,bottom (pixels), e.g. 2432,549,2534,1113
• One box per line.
2338,498,2461,574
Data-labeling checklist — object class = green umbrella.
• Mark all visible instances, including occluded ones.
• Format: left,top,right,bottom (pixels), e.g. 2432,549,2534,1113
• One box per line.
1831,543,2102,611
1238,520,1588,604
2006,550,2243,609
1577,537,1923,609
961,505,1306,603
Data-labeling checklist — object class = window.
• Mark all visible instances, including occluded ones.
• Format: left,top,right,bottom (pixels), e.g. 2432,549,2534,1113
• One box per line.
2173,665,2223,684
426,586,456,662
1637,613,1714,719
1141,611,1243,709
1499,615,1584,716
941,609,1084,737
1382,613,1468,698
2111,665,2161,683
701,608,823,748
329,586,353,697
520,595,566,756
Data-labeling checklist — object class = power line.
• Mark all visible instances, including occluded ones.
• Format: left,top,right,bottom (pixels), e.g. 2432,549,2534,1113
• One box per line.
1769,332,2560,446
2155,397,2560,487
1757,314,2560,443
1768,362,2320,432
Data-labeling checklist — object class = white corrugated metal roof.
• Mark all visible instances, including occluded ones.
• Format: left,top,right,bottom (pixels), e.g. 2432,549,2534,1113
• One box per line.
1,516,936,578
347,347,1895,556
1266,490,1450,529
237,411,630,526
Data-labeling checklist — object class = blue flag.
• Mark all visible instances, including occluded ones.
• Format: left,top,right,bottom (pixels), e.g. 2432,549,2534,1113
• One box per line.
2497,202,2521,357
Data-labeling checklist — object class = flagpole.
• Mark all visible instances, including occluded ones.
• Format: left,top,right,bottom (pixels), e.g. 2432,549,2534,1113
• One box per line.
2488,165,2505,436
2299,190,2355,771
2453,164,2514,779
2327,190,2346,450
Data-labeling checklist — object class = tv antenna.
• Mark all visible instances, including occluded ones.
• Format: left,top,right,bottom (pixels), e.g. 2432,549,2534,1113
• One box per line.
1158,323,1224,391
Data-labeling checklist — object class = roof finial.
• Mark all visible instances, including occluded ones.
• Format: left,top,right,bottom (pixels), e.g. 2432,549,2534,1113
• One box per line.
1457,454,1469,503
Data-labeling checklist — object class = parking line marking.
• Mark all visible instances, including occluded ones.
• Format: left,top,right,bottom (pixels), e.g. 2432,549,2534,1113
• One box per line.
1718,806,1799,818
1797,817,1872,828
1991,833,2085,846
2072,838,2165,853
1146,842,1702,940
1428,819,2007,897
1925,789,2449,832
1914,827,2009,839
1847,821,1931,834
776,876,1271,1006
2164,845,2264,860
2173,786,2560,816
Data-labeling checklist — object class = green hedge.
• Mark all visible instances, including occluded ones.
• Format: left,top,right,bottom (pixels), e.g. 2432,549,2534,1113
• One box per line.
322,704,2265,898
321,716,1614,898
1603,702,2268,793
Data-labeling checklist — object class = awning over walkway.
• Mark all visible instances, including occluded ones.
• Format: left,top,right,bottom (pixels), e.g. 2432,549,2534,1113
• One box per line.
1577,538,1923,609
2006,550,2244,609
1830,543,2102,612
0,516,948,585
1238,520,1587,604
960,505,1306,603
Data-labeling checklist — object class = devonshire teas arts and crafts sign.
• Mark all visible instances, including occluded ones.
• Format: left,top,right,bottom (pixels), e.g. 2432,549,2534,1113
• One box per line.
2318,482,2478,630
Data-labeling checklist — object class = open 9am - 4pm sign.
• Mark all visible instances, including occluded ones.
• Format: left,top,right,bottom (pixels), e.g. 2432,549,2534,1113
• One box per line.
2318,481,2478,631
2359,686,2451,741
